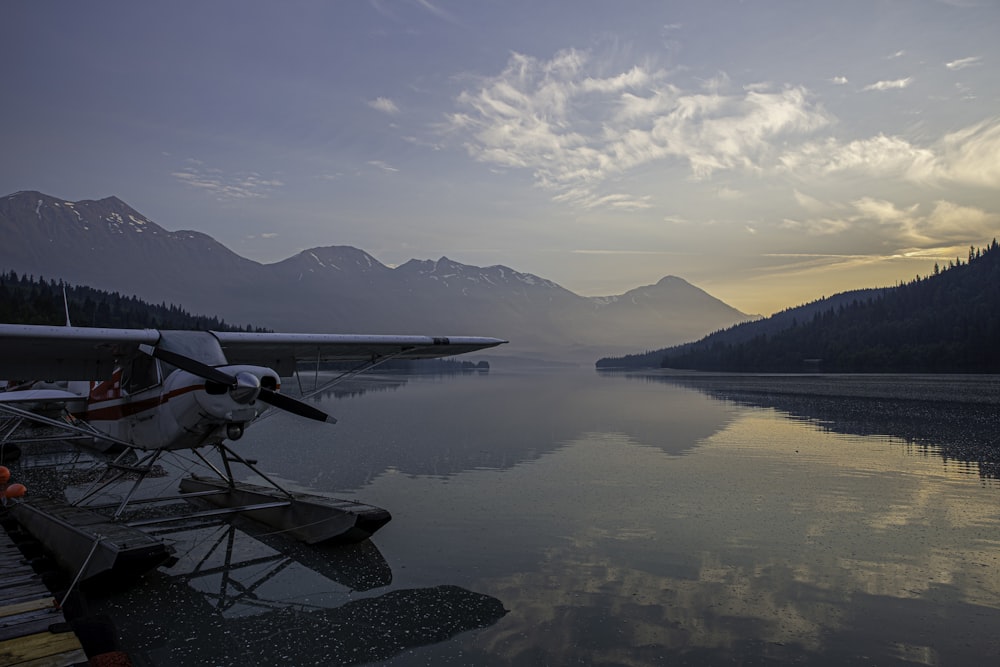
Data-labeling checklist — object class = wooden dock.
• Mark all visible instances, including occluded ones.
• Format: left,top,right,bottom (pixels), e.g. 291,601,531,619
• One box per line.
0,521,87,666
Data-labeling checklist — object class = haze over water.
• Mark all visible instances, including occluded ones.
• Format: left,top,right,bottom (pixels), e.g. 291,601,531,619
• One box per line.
92,369,1000,665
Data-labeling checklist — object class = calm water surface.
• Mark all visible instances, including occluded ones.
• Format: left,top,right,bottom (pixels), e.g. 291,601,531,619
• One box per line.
88,370,1000,666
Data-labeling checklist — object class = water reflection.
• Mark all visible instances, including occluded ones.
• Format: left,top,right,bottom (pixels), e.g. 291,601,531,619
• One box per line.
95,519,506,666
630,372,1000,479
82,371,1000,665
436,418,1000,666
243,370,735,492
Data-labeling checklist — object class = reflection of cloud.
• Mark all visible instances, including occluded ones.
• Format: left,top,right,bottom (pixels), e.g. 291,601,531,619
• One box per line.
172,162,284,200
465,415,1000,663
447,49,829,209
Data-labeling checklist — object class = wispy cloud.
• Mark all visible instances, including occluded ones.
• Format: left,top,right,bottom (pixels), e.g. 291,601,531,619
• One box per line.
863,77,913,91
781,196,998,249
369,97,400,114
571,249,688,255
368,0,458,23
172,161,284,200
414,0,459,23
830,76,849,85
780,117,1000,188
780,134,934,179
447,49,830,209
946,56,982,70
368,160,399,172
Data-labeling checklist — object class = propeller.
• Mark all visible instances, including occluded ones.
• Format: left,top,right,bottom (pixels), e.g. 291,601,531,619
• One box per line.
257,389,335,423
140,344,337,424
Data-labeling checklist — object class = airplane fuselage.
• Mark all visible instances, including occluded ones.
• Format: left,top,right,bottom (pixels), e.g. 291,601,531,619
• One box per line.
79,363,281,450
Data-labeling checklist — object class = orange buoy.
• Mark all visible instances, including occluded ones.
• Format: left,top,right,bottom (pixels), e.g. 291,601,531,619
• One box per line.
4,483,26,499
0,466,9,483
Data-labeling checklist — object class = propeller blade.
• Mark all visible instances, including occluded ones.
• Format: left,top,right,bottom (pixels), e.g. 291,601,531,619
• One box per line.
140,344,336,424
259,389,337,424
140,344,236,386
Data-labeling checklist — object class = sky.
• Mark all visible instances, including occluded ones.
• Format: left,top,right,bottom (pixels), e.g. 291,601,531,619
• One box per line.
2,0,999,316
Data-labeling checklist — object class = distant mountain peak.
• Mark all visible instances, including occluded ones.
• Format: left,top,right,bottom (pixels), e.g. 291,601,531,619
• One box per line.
2,190,753,363
656,275,688,287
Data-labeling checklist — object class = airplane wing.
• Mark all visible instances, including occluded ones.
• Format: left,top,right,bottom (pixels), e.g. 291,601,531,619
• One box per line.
0,324,159,379
0,324,506,380
212,332,507,376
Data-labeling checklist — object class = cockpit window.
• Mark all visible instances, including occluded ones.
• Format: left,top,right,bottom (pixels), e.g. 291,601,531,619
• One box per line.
122,354,161,394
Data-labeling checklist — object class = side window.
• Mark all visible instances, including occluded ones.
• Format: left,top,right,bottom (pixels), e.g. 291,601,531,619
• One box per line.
122,355,161,394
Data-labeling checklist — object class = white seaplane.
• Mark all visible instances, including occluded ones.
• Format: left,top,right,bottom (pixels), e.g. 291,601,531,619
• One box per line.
0,323,505,584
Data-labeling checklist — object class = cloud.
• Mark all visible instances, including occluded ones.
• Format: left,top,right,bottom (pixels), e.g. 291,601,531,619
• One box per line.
830,76,848,85
781,117,1000,188
369,97,400,114
782,195,998,249
927,119,1000,186
780,134,934,179
946,56,982,70
780,215,853,236
172,162,284,200
368,160,399,172
570,248,688,255
553,190,653,210
414,0,458,23
863,77,913,91
447,49,830,209
793,189,827,213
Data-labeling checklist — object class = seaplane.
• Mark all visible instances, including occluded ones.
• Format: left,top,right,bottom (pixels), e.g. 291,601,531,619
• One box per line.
0,322,505,585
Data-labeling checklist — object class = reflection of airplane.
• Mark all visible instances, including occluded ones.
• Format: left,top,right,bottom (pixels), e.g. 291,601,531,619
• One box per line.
0,323,505,583
91,518,506,663
105,525,506,665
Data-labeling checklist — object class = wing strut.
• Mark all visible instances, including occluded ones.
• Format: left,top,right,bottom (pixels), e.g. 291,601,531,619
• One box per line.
0,402,135,450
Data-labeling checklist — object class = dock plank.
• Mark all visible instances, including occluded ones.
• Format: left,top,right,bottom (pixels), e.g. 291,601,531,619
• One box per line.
0,629,86,666
0,521,87,666
0,599,56,619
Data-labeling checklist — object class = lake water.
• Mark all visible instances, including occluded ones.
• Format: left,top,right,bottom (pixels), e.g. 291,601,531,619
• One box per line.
86,369,1000,666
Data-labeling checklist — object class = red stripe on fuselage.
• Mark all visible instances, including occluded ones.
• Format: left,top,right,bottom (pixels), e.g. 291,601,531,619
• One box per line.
82,384,203,422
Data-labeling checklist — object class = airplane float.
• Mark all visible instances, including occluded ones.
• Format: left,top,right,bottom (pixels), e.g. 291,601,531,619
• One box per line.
0,323,505,585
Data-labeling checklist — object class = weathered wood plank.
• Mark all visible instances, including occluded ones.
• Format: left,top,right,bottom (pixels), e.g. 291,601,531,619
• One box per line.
0,629,85,666
0,612,61,642
0,589,51,608
0,598,55,619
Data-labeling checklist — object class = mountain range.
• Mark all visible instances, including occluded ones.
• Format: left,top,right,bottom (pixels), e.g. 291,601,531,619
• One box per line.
0,191,753,363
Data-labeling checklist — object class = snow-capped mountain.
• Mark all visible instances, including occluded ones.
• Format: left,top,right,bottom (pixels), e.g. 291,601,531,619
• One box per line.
0,191,752,362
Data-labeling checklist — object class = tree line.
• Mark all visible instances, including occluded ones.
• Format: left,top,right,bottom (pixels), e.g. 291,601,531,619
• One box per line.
0,271,267,332
598,239,1000,373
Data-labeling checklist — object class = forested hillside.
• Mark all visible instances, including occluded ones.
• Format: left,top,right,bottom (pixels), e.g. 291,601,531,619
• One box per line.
598,240,1000,373
0,271,265,331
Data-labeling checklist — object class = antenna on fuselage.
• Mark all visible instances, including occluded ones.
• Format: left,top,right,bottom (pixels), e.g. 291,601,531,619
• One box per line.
62,286,72,326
